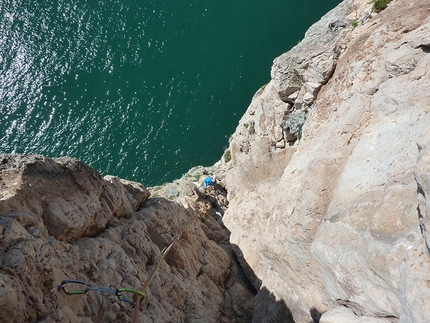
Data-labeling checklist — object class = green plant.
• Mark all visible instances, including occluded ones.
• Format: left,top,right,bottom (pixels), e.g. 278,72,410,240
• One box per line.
350,19,359,28
224,150,231,163
197,266,204,278
369,0,392,12
168,188,179,200
285,110,307,138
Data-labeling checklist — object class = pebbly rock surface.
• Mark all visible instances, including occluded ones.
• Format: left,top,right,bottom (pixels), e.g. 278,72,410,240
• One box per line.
222,0,430,322
0,154,254,322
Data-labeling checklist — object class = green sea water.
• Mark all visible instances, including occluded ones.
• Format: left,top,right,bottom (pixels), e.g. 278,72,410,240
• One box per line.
0,0,341,186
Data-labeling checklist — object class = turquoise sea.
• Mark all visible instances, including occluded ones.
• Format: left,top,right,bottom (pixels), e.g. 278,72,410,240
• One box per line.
1,0,341,186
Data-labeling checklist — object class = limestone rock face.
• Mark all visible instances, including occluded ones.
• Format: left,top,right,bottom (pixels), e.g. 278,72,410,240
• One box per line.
223,0,430,322
271,0,347,104
0,155,253,322
0,155,150,243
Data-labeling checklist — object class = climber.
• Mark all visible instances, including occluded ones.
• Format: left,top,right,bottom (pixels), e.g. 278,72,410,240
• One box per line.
202,175,216,188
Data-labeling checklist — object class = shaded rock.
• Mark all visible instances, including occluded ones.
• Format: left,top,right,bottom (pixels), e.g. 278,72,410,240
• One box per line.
252,287,294,323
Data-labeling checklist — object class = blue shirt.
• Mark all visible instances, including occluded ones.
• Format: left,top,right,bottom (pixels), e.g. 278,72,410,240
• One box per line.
203,177,214,187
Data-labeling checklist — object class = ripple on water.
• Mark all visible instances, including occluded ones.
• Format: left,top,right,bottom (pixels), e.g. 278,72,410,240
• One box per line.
0,0,342,186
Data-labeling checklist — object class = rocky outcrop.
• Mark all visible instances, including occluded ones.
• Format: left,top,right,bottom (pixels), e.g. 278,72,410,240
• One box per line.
0,155,149,243
223,0,430,322
0,155,254,322
3,0,430,322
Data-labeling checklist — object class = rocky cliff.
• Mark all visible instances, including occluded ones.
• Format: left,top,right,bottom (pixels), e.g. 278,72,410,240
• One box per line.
0,155,254,322
222,0,430,322
2,0,430,322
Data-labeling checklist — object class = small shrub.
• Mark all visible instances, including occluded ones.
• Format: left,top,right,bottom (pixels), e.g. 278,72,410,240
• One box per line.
350,19,359,28
285,110,308,138
224,150,231,163
369,0,392,13
168,189,179,200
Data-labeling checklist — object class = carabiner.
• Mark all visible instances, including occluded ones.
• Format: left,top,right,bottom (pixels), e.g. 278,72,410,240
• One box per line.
117,288,145,306
58,279,91,295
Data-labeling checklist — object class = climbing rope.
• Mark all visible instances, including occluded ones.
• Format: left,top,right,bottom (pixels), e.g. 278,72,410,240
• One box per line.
58,215,196,323
58,279,144,306
131,233,179,322
132,217,195,323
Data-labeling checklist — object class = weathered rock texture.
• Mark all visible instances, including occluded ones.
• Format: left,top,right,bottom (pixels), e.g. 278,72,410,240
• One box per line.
0,155,254,322
3,1,430,322
223,0,430,322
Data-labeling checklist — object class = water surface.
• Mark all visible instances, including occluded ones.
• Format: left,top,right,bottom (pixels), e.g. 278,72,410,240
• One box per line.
0,0,341,185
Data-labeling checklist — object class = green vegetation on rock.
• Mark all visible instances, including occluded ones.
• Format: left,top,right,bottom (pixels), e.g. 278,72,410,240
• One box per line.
370,0,392,13
285,110,308,138
224,150,232,163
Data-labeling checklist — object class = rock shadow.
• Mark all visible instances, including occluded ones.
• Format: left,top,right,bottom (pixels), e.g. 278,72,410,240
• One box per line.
231,239,321,323
309,307,322,323
230,242,295,323
252,286,295,323
187,180,295,322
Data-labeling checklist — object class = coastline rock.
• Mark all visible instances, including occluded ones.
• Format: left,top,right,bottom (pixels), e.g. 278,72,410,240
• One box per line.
223,0,430,322
271,0,355,107
3,0,430,322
